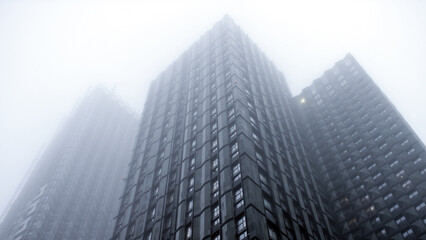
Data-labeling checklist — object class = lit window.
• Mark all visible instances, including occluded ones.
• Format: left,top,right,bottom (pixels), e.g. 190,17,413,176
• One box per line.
396,216,406,225
390,204,399,212
233,163,241,181
402,228,414,238
212,158,219,173
190,157,195,171
414,157,422,164
384,193,393,200
385,151,393,159
379,143,388,150
373,173,382,180
402,180,412,189
186,226,192,239
235,188,244,202
237,216,246,232
374,135,383,141
396,170,405,178
363,155,371,161
213,180,219,191
249,116,256,125
238,231,247,240
416,202,426,211
390,160,398,167
213,205,220,218
409,191,419,199
230,124,237,134
213,234,221,240
231,142,239,153
366,205,375,213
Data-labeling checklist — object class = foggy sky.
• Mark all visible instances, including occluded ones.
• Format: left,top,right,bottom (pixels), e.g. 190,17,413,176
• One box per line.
1,0,425,218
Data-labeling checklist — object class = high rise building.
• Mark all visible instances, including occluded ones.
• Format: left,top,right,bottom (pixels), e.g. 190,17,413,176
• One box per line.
297,54,426,239
0,87,138,240
112,16,336,240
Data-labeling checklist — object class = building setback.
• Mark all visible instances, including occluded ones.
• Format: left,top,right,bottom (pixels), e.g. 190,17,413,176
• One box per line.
297,54,426,239
0,87,138,240
112,16,336,240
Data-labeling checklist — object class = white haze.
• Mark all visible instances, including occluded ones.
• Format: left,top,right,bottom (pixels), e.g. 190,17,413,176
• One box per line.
1,0,425,217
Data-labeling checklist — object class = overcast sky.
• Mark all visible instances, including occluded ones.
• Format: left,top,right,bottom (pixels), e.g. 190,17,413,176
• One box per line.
1,0,425,217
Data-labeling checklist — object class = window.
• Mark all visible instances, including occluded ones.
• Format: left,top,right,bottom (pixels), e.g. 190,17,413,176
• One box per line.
230,124,237,134
238,231,247,240
385,151,393,159
363,155,371,161
379,143,388,150
252,132,259,143
187,200,193,217
359,146,367,153
396,170,405,178
374,135,383,142
402,228,414,238
233,163,241,181
396,131,403,138
368,163,376,171
228,108,235,118
378,182,387,190
190,157,195,171
213,205,220,218
189,176,194,192
213,234,221,240
212,139,218,152
408,148,415,155
268,226,278,240
402,180,411,189
235,188,244,202
390,204,399,212
373,172,382,180
416,202,426,211
236,216,246,232
414,157,422,164
212,158,219,173
264,198,272,211
401,139,409,146
409,191,419,199
249,116,256,126
384,193,393,201
390,160,398,167
396,216,406,224
235,187,244,208
212,123,217,134
231,142,239,153
186,226,192,239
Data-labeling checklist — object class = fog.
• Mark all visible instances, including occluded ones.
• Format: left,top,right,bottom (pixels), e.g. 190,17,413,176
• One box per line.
1,0,425,217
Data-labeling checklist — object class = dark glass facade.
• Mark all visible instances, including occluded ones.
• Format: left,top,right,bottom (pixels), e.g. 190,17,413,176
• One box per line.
297,54,426,239
0,87,138,240
112,16,336,240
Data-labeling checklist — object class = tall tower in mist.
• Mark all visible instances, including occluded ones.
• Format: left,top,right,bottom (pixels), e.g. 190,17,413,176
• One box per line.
112,16,336,240
0,87,138,240
297,54,426,239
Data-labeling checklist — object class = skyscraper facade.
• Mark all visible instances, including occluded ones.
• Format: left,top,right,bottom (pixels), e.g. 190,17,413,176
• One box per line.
112,17,336,240
297,54,426,239
0,87,138,240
